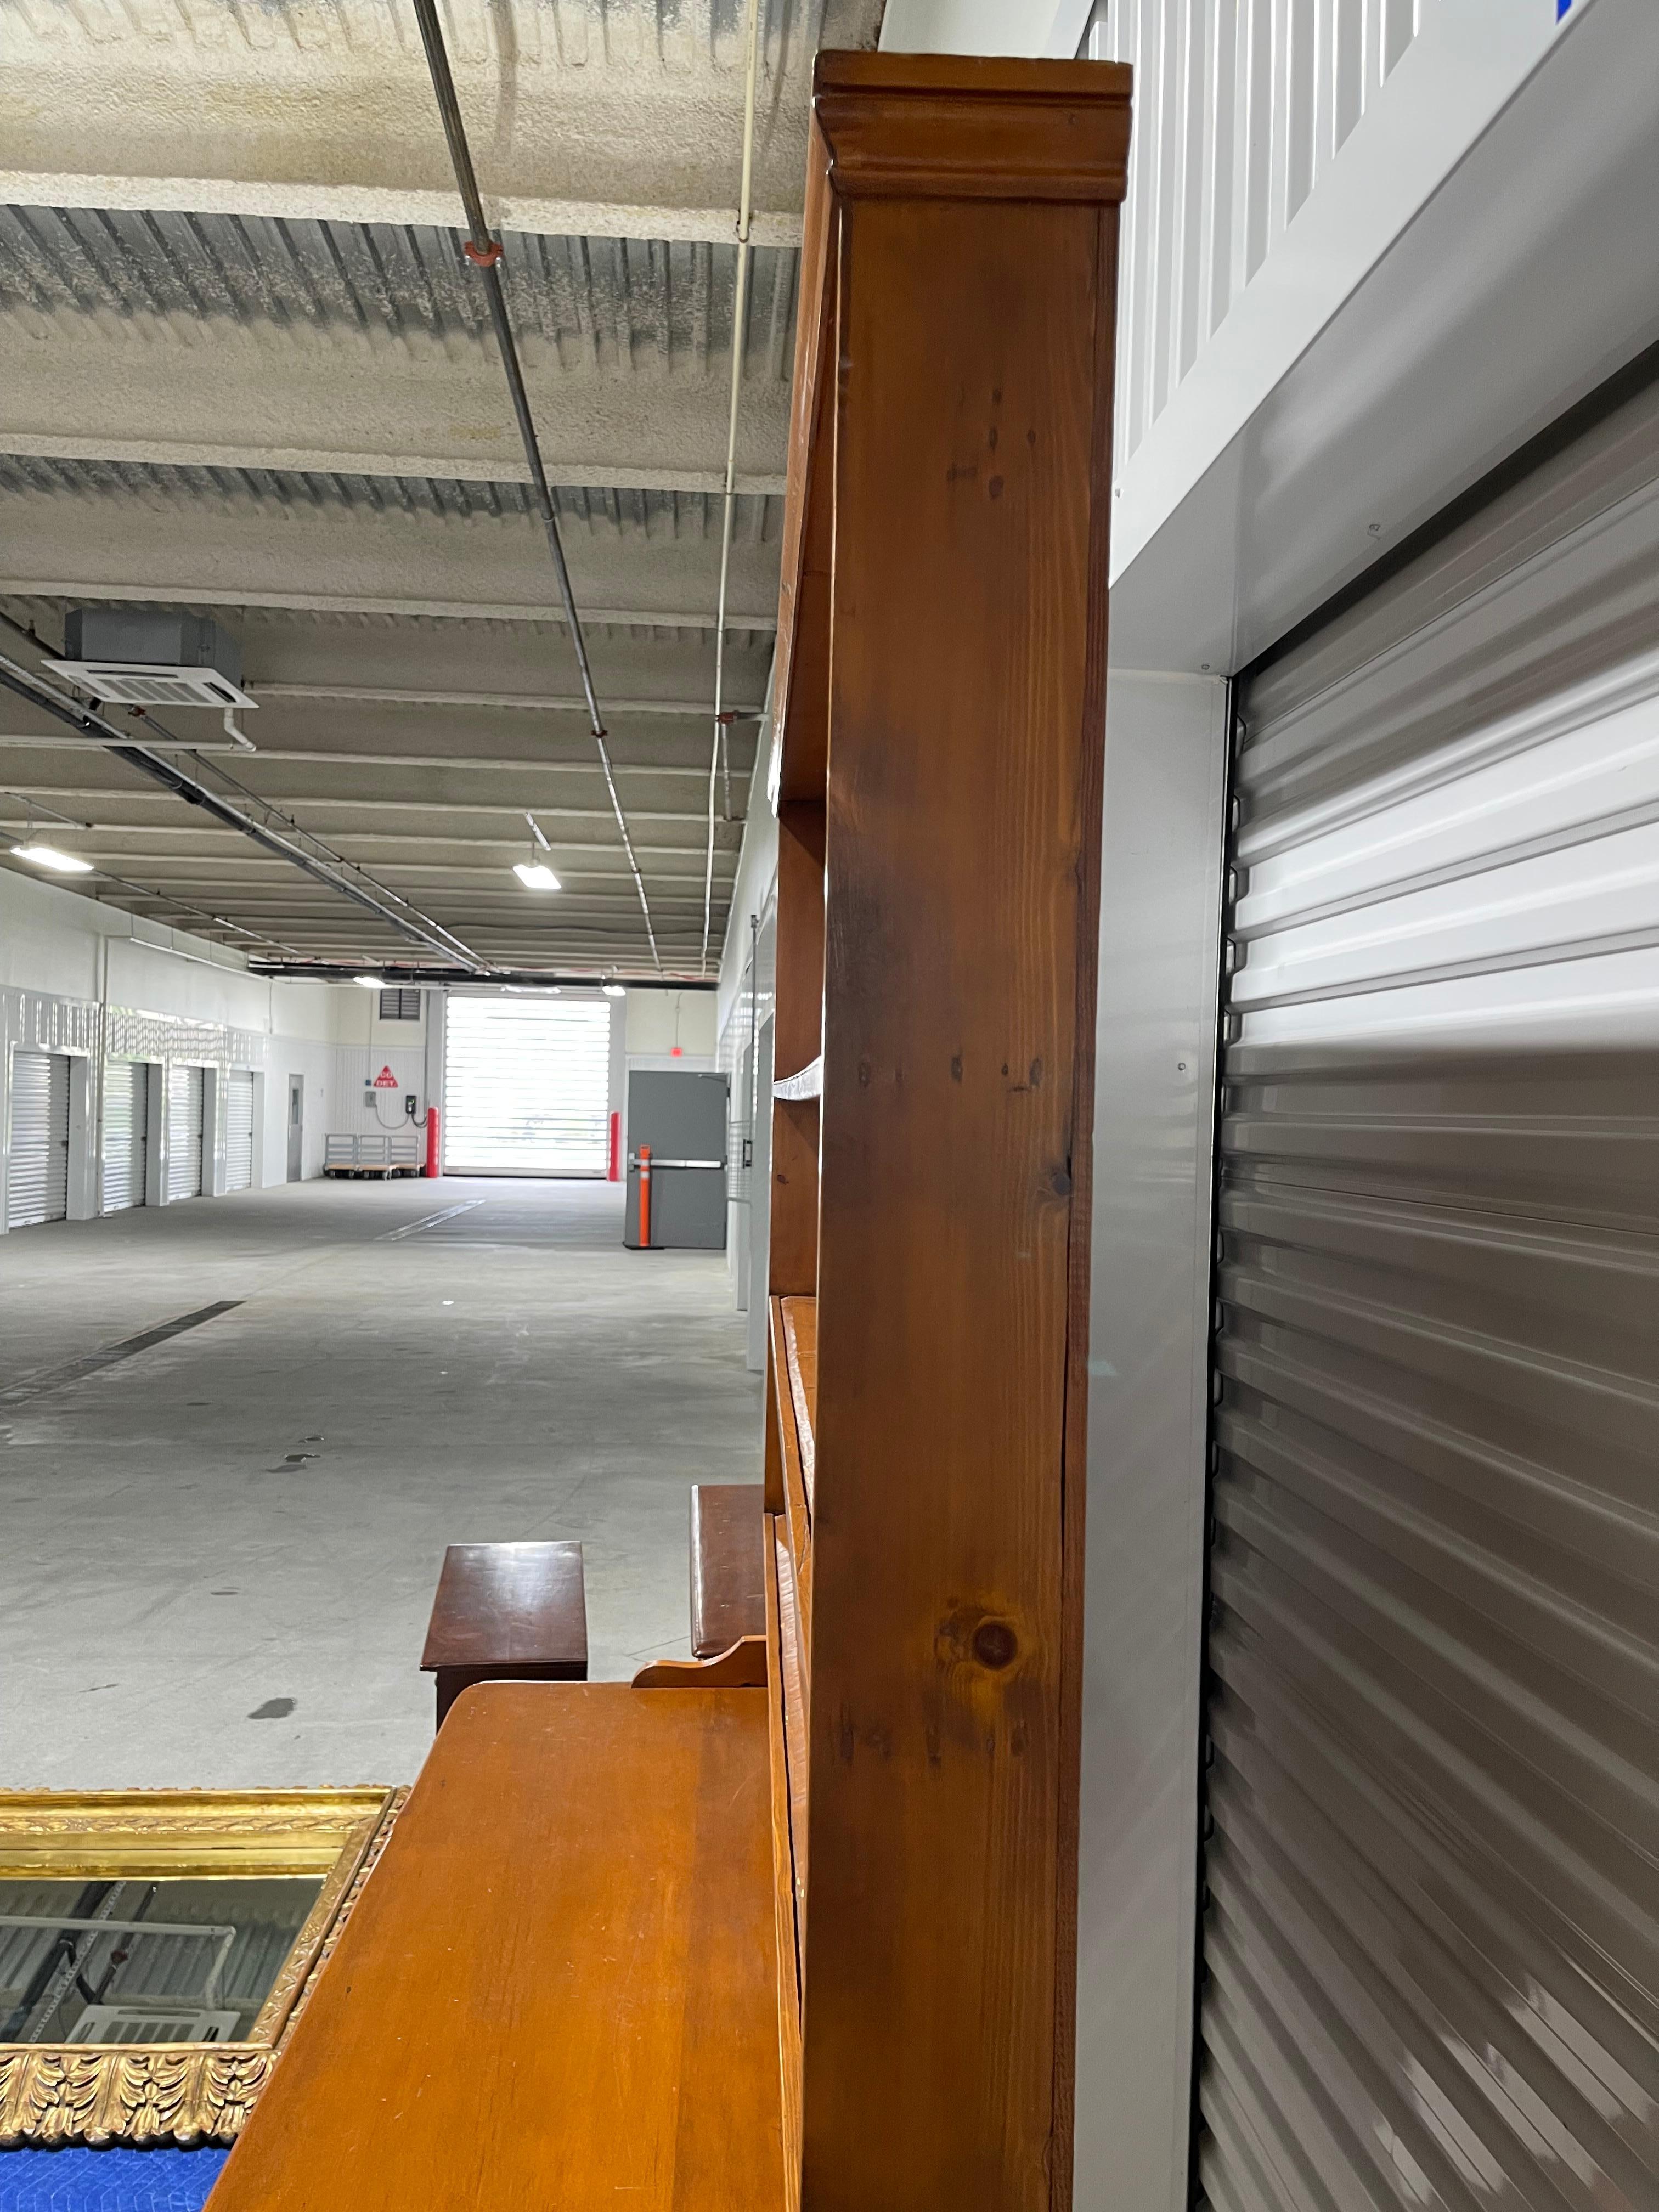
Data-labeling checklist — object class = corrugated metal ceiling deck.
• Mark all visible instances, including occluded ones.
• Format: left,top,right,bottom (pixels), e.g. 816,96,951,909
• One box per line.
0,0,881,973
0,208,801,382
0,459,783,573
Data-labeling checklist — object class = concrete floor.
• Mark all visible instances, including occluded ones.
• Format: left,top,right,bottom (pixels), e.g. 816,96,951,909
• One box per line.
0,1177,760,1788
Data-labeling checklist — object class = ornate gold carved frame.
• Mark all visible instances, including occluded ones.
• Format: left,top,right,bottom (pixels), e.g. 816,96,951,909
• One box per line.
0,1787,402,2145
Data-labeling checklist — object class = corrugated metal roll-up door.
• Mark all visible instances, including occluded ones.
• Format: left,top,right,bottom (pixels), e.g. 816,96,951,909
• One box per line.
225,1071,255,1192
1199,375,1659,2209
443,996,610,1175
102,1060,148,1212
7,1051,70,1228
166,1065,205,1201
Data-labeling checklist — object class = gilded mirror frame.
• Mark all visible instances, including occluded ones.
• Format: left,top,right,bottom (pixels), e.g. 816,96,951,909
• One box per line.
0,1787,400,2145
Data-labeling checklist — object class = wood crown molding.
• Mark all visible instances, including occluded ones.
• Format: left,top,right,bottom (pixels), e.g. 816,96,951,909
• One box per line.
812,51,1132,204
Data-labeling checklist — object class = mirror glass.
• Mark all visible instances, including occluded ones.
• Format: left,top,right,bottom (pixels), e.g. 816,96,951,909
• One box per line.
0,1876,325,2044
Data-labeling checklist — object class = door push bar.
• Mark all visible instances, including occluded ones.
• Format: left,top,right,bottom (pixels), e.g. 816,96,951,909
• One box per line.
628,1148,724,1251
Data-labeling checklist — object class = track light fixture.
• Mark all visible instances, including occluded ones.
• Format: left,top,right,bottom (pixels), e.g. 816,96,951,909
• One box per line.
9,799,93,873
514,814,561,893
11,842,93,873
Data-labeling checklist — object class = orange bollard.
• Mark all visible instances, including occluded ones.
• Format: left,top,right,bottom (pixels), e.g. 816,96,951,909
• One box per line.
637,1144,652,1248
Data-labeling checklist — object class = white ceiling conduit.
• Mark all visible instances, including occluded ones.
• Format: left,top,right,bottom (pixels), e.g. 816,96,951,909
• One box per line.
409,0,662,974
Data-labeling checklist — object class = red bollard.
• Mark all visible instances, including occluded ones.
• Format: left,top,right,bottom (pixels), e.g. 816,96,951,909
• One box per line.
637,1144,652,1248
425,1104,441,1178
608,1110,621,1182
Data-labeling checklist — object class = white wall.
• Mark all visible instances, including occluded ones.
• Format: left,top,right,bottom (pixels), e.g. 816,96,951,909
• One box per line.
621,986,719,1143
716,713,781,1317
624,986,716,1065
0,865,365,1227
1073,673,1228,2212
328,981,430,1146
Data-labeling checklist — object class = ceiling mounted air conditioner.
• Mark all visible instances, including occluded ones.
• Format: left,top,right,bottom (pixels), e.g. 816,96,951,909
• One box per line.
48,662,256,712
46,610,258,744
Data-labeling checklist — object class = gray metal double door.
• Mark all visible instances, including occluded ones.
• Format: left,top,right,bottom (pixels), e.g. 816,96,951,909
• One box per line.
623,1072,727,1250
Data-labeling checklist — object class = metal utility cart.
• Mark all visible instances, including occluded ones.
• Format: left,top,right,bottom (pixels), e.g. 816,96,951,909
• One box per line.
323,1132,424,1180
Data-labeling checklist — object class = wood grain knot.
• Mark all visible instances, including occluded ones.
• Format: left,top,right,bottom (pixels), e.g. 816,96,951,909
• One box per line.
935,1603,1024,1680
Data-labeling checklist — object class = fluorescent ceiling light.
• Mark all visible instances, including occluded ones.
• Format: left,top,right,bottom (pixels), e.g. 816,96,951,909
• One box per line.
513,861,561,891
354,973,383,988
602,984,626,997
11,842,93,873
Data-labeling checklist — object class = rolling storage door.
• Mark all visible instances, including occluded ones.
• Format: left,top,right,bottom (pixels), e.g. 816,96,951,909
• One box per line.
443,996,610,1175
103,1060,148,1212
225,1071,255,1191
166,1065,205,1201
1198,380,1659,2206
7,1051,70,1228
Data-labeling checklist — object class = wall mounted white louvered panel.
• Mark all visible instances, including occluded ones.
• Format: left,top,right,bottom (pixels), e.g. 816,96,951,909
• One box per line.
443,997,610,1176
225,1070,255,1193
166,1065,205,1203
102,1059,148,1212
1201,374,1659,2210
7,1051,70,1229
69,2006,241,2045
1087,0,1424,479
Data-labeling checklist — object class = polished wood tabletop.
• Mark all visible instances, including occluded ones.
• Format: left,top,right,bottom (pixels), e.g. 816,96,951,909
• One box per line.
207,1684,783,2212
419,1538,588,1671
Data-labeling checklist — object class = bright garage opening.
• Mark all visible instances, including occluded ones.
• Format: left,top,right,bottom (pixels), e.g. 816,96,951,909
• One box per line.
442,995,610,1178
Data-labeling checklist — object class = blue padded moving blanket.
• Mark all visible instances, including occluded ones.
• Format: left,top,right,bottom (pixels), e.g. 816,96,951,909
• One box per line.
0,2147,230,2212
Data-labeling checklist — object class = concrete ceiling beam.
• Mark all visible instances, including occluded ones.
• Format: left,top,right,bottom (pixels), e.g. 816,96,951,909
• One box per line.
0,177,804,253
0,746,748,816
0,374,787,487
2,597,776,702
0,786,740,837
0,580,775,629
0,738,758,795
99,883,722,908
0,340,789,496
247,685,763,716
0,740,750,775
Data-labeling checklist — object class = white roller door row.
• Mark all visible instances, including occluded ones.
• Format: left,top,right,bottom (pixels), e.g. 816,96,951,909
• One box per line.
5,1059,265,1227
444,996,610,1176
225,1069,255,1192
165,1065,205,1203
102,1059,148,1212
1198,377,1659,2209
7,1051,71,1229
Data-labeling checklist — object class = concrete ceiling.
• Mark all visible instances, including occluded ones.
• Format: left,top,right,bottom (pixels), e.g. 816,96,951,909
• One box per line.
0,0,883,978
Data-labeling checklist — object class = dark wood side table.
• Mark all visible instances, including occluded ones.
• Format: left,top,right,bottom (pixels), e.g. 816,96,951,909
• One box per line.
420,1541,588,1726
